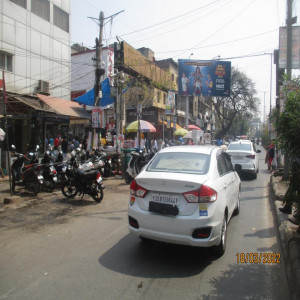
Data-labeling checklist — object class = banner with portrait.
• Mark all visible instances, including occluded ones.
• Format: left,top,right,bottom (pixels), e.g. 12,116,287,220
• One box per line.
178,59,231,97
165,91,176,115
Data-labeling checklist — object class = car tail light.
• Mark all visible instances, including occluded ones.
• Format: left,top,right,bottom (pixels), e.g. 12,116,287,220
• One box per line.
183,185,217,203
130,180,148,198
246,154,255,159
52,169,57,175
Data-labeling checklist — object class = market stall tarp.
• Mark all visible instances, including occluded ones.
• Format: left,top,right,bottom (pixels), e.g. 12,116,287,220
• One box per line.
73,78,114,107
126,120,156,132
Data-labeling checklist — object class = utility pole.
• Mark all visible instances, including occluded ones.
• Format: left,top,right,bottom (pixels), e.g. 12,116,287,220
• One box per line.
92,11,105,149
283,0,293,180
91,10,124,150
94,11,104,107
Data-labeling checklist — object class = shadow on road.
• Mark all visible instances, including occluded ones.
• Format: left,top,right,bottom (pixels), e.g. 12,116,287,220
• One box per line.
98,234,219,278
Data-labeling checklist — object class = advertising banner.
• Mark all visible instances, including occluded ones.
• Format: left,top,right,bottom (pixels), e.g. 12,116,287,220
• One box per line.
178,59,231,97
92,108,103,128
165,91,176,115
279,26,300,69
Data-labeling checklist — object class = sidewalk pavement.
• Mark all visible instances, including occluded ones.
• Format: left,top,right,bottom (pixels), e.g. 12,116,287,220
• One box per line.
1,173,299,298
270,174,300,300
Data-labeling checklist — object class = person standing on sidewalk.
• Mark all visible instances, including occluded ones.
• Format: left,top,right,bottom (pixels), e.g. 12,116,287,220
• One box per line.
61,137,68,159
265,140,275,171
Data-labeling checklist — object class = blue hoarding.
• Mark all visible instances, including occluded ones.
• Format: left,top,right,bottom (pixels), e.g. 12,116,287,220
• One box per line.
178,59,231,97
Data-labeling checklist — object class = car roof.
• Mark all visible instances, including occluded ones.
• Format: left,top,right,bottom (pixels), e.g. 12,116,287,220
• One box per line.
159,145,217,155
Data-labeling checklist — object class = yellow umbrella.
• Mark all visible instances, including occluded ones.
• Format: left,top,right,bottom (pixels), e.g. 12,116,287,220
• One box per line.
174,128,188,136
126,120,156,133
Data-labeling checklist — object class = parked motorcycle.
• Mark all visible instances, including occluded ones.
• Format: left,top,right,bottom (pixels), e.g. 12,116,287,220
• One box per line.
125,150,155,184
61,167,104,203
11,145,44,194
41,151,58,191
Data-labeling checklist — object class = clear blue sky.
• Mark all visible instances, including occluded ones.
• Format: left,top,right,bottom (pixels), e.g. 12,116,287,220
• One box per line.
71,0,299,120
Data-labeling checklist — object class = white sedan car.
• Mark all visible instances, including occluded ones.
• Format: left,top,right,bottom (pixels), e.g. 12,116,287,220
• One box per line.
226,140,261,179
128,146,241,256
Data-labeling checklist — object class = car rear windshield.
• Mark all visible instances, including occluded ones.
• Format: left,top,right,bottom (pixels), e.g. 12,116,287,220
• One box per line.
146,152,210,174
228,143,251,151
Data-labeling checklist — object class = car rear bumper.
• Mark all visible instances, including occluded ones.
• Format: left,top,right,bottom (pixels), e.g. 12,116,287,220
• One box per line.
128,204,223,247
232,162,256,173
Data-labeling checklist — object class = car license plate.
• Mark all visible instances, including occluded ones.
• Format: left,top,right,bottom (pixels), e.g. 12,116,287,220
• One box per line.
233,156,244,161
152,193,180,206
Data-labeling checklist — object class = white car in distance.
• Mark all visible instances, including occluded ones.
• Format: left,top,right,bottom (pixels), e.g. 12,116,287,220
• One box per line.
226,140,261,179
128,145,241,257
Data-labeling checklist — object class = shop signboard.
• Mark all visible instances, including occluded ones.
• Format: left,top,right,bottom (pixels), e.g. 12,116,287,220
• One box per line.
178,59,231,97
126,107,158,123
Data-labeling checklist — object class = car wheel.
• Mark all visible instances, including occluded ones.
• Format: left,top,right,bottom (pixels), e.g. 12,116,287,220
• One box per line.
253,172,257,179
214,213,227,257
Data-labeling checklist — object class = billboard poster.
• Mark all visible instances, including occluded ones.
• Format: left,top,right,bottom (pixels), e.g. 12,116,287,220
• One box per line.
165,91,176,115
92,108,103,128
279,26,300,69
178,59,231,97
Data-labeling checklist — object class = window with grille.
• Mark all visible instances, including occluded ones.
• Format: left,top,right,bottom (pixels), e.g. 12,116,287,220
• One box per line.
0,53,13,72
31,0,50,21
53,5,69,33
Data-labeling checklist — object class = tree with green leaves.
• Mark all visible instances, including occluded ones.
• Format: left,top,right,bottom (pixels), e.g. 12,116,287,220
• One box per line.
274,76,300,224
213,67,259,138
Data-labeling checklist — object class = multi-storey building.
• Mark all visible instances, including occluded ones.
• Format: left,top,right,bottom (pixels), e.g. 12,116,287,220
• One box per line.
1,0,71,98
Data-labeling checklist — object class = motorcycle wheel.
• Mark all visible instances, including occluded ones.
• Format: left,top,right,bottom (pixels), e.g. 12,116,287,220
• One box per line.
104,164,111,178
111,160,120,175
32,181,41,195
91,182,104,203
61,181,78,198
125,172,133,184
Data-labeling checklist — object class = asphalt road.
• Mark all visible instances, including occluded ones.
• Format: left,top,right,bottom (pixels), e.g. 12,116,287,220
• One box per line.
0,146,290,300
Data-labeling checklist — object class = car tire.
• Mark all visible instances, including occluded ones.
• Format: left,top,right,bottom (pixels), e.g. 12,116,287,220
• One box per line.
213,213,227,257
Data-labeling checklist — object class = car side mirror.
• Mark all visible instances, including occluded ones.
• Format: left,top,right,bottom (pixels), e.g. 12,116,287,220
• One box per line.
234,164,242,173
256,150,261,153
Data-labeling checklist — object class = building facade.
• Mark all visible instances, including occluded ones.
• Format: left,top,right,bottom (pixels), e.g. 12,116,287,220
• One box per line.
0,0,71,98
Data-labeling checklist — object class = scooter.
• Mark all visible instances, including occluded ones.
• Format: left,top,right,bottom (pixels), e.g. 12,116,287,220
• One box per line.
125,150,155,184
11,145,44,194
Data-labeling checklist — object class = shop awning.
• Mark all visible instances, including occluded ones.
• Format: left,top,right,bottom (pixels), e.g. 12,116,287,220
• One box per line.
37,94,91,119
0,91,57,116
